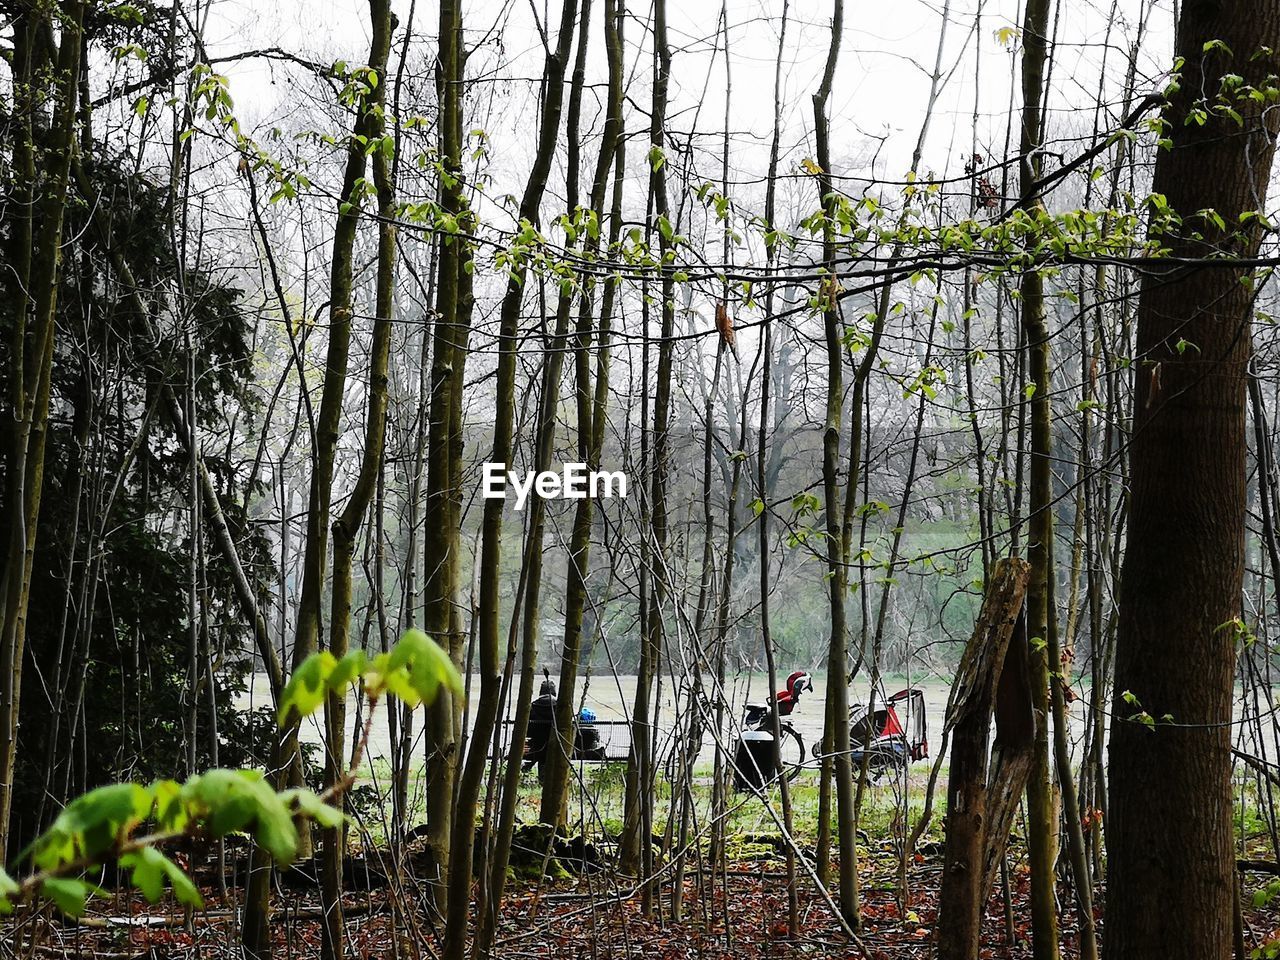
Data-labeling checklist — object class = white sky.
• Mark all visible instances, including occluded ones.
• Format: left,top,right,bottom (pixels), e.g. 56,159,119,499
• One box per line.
192,0,1178,223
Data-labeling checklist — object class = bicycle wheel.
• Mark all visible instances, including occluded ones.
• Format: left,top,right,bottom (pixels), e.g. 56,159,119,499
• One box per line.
861,742,907,785
778,727,807,781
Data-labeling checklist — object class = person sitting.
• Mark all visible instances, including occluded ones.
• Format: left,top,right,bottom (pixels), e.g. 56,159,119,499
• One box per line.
524,670,558,773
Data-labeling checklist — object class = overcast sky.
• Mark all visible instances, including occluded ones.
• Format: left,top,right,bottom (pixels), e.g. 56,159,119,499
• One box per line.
191,0,1177,219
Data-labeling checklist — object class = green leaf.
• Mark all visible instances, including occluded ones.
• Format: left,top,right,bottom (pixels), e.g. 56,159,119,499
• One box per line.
394,629,464,706
281,789,345,830
278,651,337,723
32,783,153,871
368,652,420,705
251,792,301,863
181,770,298,862
152,779,188,832
119,847,203,907
122,847,163,902
0,868,17,914
168,862,203,907
41,877,101,918
183,769,258,836
328,650,367,692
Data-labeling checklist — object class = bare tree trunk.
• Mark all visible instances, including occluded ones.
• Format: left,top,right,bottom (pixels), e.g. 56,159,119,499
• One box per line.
244,6,391,955
1106,6,1280,958
540,0,626,829
0,0,86,863
753,0,798,935
318,3,397,955
621,0,672,917
937,558,1032,960
484,3,593,941
1015,0,1062,954
441,5,578,957
420,0,469,906
811,0,857,929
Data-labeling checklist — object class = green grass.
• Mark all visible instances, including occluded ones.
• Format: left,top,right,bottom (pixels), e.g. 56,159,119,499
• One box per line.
345,757,948,851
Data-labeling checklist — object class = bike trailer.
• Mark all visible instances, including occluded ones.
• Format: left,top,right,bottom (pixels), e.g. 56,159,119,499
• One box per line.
849,687,928,763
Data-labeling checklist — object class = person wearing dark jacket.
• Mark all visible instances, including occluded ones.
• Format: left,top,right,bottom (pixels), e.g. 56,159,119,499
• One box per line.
524,670,558,773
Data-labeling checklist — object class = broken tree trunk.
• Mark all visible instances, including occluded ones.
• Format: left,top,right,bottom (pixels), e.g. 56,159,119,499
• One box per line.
937,557,1035,960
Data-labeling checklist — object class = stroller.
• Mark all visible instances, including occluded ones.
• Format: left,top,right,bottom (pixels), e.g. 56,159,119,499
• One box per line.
848,687,928,782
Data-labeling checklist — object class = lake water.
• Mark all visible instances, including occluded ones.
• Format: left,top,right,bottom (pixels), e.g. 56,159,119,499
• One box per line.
238,666,1280,775
237,669,1106,776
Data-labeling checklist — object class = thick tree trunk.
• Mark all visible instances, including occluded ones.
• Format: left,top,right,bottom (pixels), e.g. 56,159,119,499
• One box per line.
1106,6,1280,959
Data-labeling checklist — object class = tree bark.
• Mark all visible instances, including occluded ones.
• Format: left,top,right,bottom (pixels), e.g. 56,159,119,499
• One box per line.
936,558,1032,960
811,0,857,928
620,0,672,915
0,0,86,865
1106,6,1280,959
1014,0,1062,955
318,2,397,955
484,1,593,940
419,0,470,905
539,0,626,829
440,4,578,957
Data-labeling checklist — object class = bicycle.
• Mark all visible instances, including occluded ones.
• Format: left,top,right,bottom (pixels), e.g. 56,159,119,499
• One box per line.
732,701,807,791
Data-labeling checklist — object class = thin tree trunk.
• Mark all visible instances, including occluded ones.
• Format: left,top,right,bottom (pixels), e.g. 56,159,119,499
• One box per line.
484,3,592,941
318,2,397,955
0,0,86,863
753,0,798,935
621,0,673,918
538,0,626,830
245,6,391,955
420,0,470,905
441,5,578,957
1016,0,1062,953
811,0,857,929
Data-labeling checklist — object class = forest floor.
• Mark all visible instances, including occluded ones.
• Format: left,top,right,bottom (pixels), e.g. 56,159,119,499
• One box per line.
19,842,1086,960
14,771,1280,958
18,831,1280,959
